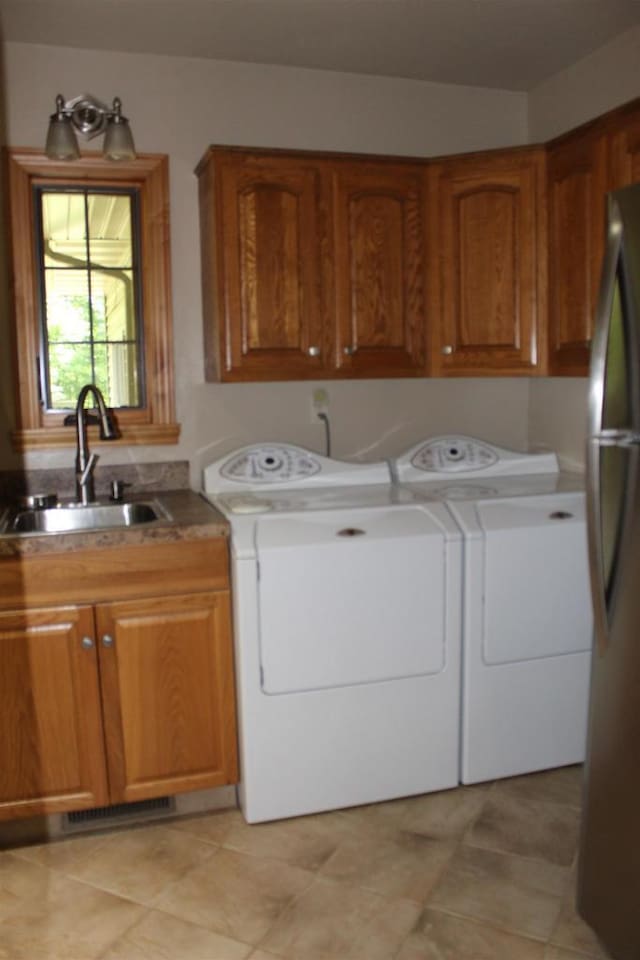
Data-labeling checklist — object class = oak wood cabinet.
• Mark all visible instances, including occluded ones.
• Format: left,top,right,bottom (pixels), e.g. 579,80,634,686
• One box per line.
0,605,109,820
430,147,547,376
197,147,428,381
331,159,427,376
198,148,332,381
546,125,609,376
546,99,640,376
609,100,640,191
0,538,238,821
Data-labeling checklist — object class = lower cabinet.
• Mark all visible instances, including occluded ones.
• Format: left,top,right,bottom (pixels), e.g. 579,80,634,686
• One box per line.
0,583,238,821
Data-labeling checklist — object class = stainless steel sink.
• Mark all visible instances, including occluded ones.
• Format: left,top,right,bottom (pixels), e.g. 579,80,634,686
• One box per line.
5,500,171,535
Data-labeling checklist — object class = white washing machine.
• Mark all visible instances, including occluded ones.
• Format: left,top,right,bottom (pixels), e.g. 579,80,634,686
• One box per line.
203,443,462,823
393,435,593,784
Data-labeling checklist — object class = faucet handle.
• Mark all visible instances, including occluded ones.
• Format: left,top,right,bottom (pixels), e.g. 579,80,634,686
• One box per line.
78,452,99,487
109,479,130,502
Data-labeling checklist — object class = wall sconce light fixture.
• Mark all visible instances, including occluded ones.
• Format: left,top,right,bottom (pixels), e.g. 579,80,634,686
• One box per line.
45,93,136,161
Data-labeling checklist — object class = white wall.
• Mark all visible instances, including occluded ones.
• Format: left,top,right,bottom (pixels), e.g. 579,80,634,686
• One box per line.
2,41,531,483
526,24,640,471
528,25,640,142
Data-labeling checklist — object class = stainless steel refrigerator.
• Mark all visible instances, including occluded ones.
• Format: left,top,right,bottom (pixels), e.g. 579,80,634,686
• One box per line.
578,181,640,960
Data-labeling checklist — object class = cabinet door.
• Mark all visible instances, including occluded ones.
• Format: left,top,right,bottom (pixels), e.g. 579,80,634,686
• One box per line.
547,128,609,375
200,150,331,381
97,591,238,804
609,102,640,189
434,148,546,375
0,605,108,821
332,161,426,376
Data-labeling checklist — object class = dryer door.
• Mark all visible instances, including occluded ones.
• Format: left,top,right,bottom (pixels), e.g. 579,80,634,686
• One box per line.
476,493,592,664
255,506,451,694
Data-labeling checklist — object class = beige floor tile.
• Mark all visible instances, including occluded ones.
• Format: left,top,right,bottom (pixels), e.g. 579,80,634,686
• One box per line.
544,948,603,959
10,830,117,874
0,859,144,959
338,785,490,843
57,823,218,906
429,844,568,941
247,953,282,960
466,792,581,866
220,810,354,871
154,847,314,945
320,829,455,902
549,888,611,958
493,766,584,808
260,875,420,960
395,906,547,959
99,908,252,959
169,808,244,846
398,785,490,841
0,852,62,921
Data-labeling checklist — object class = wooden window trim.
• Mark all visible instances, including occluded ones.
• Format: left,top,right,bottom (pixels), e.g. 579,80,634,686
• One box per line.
6,148,180,450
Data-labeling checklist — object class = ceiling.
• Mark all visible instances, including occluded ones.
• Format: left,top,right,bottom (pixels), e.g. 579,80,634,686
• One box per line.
1,0,639,92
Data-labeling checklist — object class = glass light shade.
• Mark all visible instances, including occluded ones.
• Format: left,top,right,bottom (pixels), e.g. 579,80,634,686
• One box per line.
103,117,136,161
45,116,80,160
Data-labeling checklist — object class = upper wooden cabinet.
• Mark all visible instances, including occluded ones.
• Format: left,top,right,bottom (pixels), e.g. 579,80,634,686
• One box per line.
609,100,640,191
331,160,426,376
546,126,609,376
196,98,640,382
431,147,547,376
546,99,640,376
198,149,332,380
197,147,428,381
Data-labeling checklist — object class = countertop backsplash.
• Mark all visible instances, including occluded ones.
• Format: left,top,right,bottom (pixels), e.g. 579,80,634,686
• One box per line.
0,461,190,501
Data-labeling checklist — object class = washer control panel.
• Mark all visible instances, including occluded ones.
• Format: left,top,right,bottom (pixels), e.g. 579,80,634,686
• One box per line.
411,437,498,473
221,446,321,484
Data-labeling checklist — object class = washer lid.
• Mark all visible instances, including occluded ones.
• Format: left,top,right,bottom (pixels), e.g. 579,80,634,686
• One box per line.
394,435,559,483
204,443,390,494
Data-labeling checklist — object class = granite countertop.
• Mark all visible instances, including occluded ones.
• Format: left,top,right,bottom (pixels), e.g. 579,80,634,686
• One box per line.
0,490,229,557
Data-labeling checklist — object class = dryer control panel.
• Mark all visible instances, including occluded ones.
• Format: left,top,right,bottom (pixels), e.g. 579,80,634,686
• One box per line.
394,435,559,483
412,438,498,473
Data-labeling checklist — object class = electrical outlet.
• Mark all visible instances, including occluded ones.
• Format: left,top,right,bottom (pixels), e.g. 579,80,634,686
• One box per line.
310,388,329,422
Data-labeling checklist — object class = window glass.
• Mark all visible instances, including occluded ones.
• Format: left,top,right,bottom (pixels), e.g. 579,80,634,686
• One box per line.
36,187,143,411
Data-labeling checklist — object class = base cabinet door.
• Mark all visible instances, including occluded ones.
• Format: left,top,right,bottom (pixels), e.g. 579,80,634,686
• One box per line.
433,148,546,375
96,591,239,804
0,605,108,821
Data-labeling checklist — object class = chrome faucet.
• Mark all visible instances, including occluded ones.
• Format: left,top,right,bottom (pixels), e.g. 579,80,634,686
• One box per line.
70,385,118,504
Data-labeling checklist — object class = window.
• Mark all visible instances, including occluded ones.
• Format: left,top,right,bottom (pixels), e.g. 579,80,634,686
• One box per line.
6,149,179,449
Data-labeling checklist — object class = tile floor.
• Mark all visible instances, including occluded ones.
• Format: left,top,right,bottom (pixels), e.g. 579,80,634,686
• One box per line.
0,766,611,959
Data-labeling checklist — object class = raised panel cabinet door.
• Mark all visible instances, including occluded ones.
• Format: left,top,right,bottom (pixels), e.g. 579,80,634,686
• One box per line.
547,128,609,375
199,149,331,381
332,161,427,376
0,605,108,821
609,102,640,189
434,148,546,376
96,591,238,803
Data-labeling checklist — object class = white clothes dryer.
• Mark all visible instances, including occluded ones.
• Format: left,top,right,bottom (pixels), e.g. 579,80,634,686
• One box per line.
203,443,462,822
393,435,593,784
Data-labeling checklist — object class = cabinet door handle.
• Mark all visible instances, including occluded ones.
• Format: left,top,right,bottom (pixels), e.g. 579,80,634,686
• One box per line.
343,346,356,356
441,345,454,355
81,636,94,649
308,346,320,357
102,634,114,648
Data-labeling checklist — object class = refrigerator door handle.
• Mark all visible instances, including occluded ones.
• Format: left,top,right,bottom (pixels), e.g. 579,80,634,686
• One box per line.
587,202,624,654
587,437,609,652
587,203,622,440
